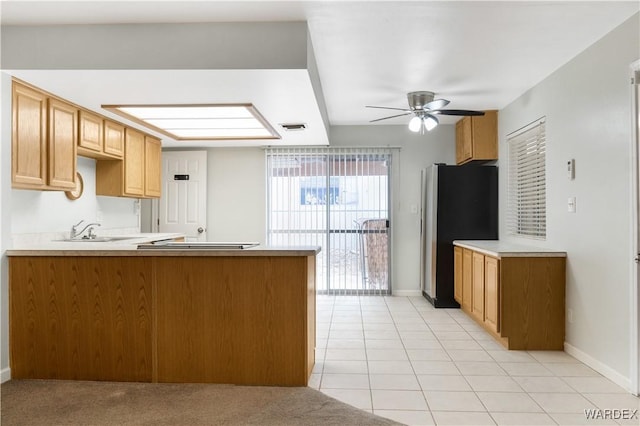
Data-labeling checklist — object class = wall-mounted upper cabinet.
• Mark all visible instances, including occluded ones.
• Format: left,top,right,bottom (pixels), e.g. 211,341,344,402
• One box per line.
78,111,124,160
96,130,162,199
11,78,162,199
455,110,498,165
144,136,162,198
12,81,77,191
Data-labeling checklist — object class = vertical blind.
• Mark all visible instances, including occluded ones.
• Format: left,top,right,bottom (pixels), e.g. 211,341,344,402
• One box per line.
266,147,393,295
507,118,547,239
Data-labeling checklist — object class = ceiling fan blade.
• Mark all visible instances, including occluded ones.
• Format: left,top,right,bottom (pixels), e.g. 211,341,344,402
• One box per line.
369,112,413,123
431,109,486,116
366,105,412,112
423,98,450,111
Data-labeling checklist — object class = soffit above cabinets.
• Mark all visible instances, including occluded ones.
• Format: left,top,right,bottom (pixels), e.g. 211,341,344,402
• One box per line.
2,22,330,147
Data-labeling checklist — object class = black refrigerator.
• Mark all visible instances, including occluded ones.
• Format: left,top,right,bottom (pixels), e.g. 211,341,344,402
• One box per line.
420,164,498,308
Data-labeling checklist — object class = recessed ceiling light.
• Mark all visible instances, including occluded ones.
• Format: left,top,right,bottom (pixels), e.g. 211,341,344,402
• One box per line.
102,104,280,141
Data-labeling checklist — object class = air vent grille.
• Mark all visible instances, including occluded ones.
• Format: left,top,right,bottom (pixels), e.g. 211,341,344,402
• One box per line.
280,123,307,131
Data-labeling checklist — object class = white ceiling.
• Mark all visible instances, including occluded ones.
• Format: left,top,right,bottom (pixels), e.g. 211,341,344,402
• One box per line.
2,1,639,144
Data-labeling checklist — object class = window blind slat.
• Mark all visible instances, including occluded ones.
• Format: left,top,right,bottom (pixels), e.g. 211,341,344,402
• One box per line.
507,118,546,239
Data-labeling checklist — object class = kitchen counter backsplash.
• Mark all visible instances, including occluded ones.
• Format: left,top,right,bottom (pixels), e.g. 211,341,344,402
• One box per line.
11,227,140,247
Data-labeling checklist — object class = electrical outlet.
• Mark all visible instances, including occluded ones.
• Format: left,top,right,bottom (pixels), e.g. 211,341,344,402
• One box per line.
567,309,574,323
568,197,576,213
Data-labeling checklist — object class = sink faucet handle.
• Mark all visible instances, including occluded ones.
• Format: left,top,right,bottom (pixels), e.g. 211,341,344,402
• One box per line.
87,226,98,239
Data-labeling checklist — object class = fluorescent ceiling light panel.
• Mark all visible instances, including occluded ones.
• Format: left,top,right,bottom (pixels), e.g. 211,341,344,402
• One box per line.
102,104,280,141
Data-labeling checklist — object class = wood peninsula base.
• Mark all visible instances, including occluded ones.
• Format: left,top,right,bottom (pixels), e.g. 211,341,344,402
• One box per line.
9,249,317,386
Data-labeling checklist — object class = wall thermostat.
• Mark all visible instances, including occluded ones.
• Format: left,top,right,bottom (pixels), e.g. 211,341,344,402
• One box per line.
567,159,575,180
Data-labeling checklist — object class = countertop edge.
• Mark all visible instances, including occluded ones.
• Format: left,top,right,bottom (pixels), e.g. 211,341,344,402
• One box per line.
6,247,321,257
453,240,567,258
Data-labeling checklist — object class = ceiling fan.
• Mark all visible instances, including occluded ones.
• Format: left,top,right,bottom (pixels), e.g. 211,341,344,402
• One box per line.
366,91,485,134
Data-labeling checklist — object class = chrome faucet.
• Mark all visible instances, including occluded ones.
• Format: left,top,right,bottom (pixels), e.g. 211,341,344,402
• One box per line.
70,220,101,239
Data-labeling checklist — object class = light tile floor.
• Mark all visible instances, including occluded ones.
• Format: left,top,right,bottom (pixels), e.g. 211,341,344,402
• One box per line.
309,295,639,426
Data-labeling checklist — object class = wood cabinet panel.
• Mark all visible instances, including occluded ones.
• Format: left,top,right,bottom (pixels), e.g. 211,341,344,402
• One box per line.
500,257,566,350
9,257,153,381
104,120,124,158
484,256,500,333
144,136,161,197
471,251,485,321
9,254,316,385
461,248,473,312
124,128,145,196
155,256,314,386
78,110,103,154
11,83,48,188
47,98,77,189
453,246,463,303
455,111,498,165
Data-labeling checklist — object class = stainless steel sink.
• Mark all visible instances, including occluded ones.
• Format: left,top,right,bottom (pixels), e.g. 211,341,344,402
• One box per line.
54,236,138,243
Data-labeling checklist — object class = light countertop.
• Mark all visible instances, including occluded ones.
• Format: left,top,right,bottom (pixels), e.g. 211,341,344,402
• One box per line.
7,233,321,257
453,240,567,258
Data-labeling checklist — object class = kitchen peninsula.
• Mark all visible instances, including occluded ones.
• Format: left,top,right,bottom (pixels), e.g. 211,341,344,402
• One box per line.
7,238,319,387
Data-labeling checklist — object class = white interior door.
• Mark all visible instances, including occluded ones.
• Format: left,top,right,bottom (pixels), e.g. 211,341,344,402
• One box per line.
159,151,207,241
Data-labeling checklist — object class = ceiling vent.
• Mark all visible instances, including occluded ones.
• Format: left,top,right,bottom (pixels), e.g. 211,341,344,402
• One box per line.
280,123,307,131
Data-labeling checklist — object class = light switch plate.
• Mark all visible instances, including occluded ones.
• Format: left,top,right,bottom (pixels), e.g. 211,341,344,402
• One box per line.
567,159,575,180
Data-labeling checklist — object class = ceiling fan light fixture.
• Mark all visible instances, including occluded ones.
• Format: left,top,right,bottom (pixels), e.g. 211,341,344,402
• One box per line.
424,114,439,131
408,116,422,132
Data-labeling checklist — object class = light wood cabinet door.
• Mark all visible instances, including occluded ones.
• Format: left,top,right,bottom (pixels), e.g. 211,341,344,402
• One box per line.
124,128,145,196
48,98,77,190
454,246,463,303
104,120,124,158
456,117,472,164
471,251,485,321
78,110,103,154
144,136,161,198
12,82,47,189
455,111,498,165
461,248,473,312
484,256,500,333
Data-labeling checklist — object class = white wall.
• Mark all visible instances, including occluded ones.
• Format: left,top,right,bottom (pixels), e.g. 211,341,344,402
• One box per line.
11,156,138,235
330,124,456,295
498,13,639,386
206,148,266,244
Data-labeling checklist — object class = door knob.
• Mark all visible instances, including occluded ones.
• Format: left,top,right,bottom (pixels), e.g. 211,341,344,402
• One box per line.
197,227,205,234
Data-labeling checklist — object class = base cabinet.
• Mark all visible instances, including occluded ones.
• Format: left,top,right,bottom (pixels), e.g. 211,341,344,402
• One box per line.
471,251,485,322
454,245,565,350
461,248,473,312
9,254,316,386
484,256,500,333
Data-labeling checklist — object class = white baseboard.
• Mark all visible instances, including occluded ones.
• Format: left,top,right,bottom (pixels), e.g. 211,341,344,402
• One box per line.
1,367,11,383
564,342,631,392
392,290,423,297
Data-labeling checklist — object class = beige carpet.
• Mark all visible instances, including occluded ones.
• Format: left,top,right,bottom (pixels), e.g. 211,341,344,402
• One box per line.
1,380,403,426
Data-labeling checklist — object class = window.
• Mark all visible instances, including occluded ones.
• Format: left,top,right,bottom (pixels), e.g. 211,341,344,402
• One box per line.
507,118,546,239
266,147,392,294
